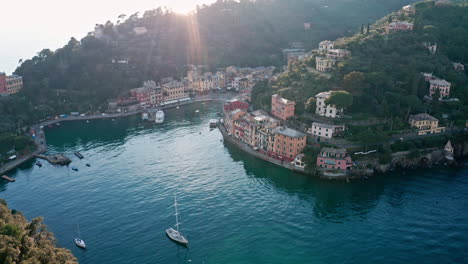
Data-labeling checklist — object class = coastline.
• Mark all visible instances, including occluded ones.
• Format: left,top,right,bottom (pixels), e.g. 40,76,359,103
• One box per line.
0,93,232,176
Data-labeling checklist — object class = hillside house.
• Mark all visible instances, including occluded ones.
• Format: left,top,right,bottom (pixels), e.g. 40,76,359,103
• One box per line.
315,91,343,118
409,113,445,135
326,49,350,61
316,57,335,72
309,122,345,141
386,21,413,33
429,78,451,99
319,40,334,53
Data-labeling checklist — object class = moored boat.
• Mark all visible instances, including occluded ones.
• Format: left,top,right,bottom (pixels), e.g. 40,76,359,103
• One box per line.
74,238,86,249
36,161,42,167
155,110,165,124
166,194,188,245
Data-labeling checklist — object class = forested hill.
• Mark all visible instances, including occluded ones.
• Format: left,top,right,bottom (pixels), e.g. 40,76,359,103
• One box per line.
252,1,468,135
8,0,416,120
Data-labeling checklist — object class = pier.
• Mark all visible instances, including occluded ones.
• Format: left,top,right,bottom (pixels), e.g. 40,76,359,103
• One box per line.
35,154,71,165
74,152,84,159
1,175,15,182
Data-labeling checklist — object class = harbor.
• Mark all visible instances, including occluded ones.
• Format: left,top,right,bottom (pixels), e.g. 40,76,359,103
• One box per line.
0,104,466,264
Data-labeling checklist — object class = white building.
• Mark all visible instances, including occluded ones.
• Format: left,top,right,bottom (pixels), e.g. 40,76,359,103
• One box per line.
316,57,335,72
315,91,343,118
133,27,148,35
326,49,350,60
309,122,345,140
319,40,334,53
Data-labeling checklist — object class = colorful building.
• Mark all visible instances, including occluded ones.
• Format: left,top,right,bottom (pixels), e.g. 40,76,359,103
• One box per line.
316,148,353,170
3,74,23,95
162,80,190,102
408,113,445,135
271,94,295,120
224,109,247,135
224,98,249,113
268,126,307,162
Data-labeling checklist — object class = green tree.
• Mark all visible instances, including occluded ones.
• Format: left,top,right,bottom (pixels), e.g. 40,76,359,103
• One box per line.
325,90,354,108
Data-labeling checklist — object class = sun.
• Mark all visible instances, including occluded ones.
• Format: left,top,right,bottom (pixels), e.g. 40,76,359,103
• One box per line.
170,2,195,15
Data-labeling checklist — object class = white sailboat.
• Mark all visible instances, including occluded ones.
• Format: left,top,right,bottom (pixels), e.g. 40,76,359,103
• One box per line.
166,194,188,245
74,224,86,249
155,110,165,124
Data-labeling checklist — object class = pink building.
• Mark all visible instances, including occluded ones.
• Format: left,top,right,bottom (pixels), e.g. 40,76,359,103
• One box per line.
316,147,353,170
271,94,295,120
224,98,249,113
429,79,451,99
130,87,151,104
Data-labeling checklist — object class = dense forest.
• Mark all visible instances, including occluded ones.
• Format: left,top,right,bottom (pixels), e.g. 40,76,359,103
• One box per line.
0,0,417,134
0,199,77,263
252,1,468,138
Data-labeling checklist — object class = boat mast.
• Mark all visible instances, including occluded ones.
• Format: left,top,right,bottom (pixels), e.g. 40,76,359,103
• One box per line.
174,194,180,232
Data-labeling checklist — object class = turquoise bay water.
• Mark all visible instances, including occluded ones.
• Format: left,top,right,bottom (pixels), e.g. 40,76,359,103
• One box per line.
1,102,467,263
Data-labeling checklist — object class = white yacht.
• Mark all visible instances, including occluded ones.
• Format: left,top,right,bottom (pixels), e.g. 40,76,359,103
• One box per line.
155,110,165,124
74,238,86,249
142,113,149,121
74,224,86,249
166,194,188,245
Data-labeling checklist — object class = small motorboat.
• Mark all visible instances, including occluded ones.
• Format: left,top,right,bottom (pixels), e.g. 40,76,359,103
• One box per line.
155,110,165,124
72,166,78,171
74,238,86,249
86,163,91,167
35,161,42,167
195,110,200,113
176,106,180,109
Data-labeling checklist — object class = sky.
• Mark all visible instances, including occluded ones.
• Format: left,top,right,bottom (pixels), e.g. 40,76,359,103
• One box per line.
0,0,216,74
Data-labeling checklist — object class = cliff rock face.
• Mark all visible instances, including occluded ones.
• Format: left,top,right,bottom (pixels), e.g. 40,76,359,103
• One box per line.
0,199,77,264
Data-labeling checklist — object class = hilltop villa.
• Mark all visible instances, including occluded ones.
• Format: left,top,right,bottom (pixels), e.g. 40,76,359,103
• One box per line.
319,40,334,53
386,21,413,33
316,57,335,72
429,78,451,99
408,113,445,135
315,91,343,118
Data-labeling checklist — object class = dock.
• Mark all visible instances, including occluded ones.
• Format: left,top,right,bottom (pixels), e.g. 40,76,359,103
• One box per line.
74,151,84,159
1,175,15,182
35,154,71,165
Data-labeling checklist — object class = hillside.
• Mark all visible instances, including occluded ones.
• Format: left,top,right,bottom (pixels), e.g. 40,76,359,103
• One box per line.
1,0,417,132
0,199,77,263
252,1,468,132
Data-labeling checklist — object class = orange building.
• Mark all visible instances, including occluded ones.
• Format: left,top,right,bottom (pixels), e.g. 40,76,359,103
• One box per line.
271,94,295,120
268,126,306,162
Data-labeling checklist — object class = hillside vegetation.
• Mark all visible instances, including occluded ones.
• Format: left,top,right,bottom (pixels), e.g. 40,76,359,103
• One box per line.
253,1,468,131
0,199,77,263
2,0,416,131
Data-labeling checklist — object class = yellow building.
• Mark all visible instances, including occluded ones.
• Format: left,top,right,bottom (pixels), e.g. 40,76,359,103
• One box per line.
6,75,23,95
409,113,445,135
